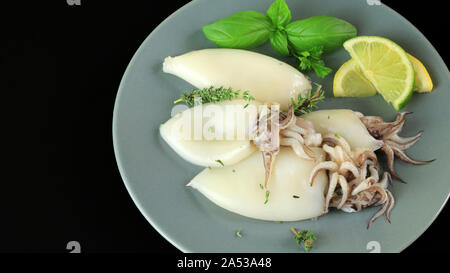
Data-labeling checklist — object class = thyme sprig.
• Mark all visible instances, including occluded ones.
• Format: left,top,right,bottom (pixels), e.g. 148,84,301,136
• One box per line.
291,83,325,116
174,84,324,116
291,228,317,252
174,86,255,107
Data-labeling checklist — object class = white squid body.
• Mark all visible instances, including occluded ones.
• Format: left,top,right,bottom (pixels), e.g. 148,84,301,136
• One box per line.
163,49,312,110
160,100,260,167
302,109,383,151
188,148,328,221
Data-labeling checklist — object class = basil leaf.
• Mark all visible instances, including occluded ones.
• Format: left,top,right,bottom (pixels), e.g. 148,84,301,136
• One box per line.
269,30,290,56
286,15,357,52
203,11,274,49
266,0,291,27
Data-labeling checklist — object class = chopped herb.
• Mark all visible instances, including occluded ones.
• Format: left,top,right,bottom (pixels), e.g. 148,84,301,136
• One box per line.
207,166,212,170
242,91,255,101
174,86,254,107
328,115,330,120
264,190,270,204
259,184,264,190
291,228,317,252
216,159,225,166
232,169,236,173
293,195,300,198
236,229,242,238
243,103,249,109
335,133,340,139
291,83,325,116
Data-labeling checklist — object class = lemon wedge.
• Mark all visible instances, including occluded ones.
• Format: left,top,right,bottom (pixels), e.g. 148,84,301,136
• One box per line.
343,36,415,110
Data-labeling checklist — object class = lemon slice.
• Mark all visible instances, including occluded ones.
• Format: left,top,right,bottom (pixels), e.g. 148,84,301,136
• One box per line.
407,53,434,93
343,36,415,110
333,59,377,97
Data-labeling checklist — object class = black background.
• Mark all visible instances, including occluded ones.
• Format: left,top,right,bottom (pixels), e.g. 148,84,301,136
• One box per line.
2,0,448,253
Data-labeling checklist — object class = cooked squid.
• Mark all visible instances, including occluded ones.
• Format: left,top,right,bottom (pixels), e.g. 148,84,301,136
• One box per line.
160,100,260,167
251,103,322,188
302,109,383,151
309,134,394,228
163,49,312,110
357,111,435,182
188,147,328,221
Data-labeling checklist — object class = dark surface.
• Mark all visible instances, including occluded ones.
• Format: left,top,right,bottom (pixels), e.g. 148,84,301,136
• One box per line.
1,0,448,253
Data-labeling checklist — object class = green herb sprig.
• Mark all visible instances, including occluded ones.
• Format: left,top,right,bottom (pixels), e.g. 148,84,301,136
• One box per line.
202,0,356,78
174,86,254,107
291,83,325,116
294,46,332,78
291,228,317,252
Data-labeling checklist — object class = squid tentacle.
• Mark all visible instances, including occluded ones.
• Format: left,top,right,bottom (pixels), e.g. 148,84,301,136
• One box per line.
309,161,338,186
382,144,406,183
391,146,436,165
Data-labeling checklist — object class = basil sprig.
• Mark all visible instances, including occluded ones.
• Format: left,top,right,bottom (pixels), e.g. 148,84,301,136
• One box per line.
202,0,357,78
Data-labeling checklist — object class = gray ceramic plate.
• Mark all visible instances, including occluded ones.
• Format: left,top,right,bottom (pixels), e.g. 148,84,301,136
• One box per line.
113,0,450,252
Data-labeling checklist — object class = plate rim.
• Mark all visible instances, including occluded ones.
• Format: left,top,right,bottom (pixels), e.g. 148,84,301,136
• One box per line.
112,0,199,253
